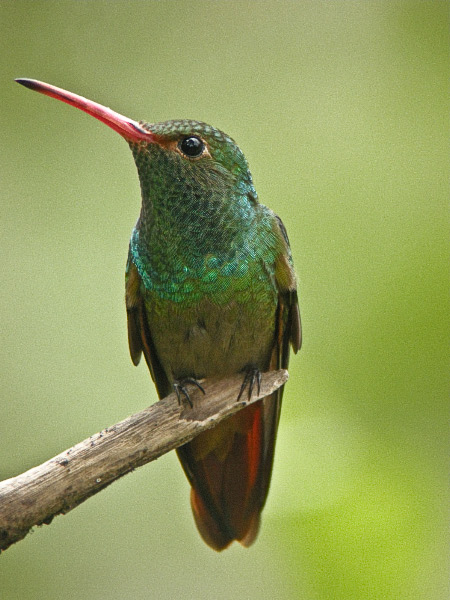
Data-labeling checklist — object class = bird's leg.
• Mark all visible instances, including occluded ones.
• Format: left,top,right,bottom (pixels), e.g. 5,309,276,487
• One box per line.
173,377,206,408
237,366,262,402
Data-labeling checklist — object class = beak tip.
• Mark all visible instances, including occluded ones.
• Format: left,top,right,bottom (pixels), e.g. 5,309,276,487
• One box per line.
15,78,39,90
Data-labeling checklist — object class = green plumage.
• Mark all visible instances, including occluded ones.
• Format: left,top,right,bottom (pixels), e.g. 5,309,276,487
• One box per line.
128,120,283,305
126,120,298,389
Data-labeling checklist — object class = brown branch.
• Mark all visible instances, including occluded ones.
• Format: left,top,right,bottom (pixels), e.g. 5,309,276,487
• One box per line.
0,369,288,553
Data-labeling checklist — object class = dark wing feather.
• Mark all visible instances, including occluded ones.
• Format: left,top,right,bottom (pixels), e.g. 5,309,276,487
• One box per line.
256,215,301,508
125,250,170,397
274,214,301,355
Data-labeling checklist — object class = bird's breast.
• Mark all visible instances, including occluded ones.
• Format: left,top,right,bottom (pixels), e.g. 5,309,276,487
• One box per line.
143,282,277,382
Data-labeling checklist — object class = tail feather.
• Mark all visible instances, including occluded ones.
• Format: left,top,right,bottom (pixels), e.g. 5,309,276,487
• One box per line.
190,489,233,551
177,396,278,551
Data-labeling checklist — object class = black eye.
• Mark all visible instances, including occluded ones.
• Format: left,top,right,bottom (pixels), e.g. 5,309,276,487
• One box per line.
179,136,204,158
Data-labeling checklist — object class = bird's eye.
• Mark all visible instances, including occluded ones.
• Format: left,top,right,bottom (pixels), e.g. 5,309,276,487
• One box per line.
179,136,205,158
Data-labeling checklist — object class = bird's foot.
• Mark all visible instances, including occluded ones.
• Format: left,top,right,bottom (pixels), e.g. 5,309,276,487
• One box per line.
237,367,262,402
173,378,206,408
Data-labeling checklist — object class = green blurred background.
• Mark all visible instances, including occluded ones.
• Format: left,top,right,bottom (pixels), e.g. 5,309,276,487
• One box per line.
1,2,448,599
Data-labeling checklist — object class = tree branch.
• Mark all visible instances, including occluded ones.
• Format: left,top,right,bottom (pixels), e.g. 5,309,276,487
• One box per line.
0,369,288,553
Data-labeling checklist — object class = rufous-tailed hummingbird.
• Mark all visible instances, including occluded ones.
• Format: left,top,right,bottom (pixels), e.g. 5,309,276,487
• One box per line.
16,78,301,550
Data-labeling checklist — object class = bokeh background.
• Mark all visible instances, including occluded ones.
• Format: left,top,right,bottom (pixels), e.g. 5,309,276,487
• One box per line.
1,2,448,599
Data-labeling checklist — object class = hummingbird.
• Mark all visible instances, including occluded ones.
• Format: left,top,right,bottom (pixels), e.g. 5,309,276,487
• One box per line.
16,78,301,550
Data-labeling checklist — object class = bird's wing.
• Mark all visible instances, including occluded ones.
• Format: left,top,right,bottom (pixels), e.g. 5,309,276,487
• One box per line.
255,213,301,510
125,249,170,397
273,214,302,359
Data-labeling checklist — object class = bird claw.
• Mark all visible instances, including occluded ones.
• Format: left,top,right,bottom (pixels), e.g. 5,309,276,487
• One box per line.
237,367,262,402
173,378,206,408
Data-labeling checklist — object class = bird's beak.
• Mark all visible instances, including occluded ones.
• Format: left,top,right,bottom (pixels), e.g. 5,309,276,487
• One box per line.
15,78,154,144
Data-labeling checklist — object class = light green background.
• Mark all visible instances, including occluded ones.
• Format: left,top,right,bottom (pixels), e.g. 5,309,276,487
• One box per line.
1,2,448,599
